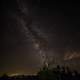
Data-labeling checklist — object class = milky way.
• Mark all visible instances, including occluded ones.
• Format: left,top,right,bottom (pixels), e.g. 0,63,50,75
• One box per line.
1,0,80,75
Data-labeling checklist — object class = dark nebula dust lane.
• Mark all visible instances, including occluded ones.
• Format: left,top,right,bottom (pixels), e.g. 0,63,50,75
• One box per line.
1,0,80,75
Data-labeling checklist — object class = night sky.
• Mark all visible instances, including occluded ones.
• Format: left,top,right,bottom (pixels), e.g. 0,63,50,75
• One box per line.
1,0,80,76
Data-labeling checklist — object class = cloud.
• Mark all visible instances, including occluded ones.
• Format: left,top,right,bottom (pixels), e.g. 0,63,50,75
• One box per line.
64,51,80,60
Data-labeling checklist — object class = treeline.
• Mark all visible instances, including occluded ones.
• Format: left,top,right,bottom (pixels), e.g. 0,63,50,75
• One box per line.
0,65,80,80
37,65,80,80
